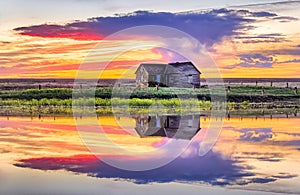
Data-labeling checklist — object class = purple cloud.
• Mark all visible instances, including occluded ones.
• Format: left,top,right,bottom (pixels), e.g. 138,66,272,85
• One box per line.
13,9,278,46
274,16,299,22
226,54,274,69
235,33,287,44
230,0,300,8
278,59,300,63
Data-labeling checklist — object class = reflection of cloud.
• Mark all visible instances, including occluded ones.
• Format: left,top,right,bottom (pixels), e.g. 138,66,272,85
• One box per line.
239,128,273,142
0,149,10,154
274,140,300,147
270,48,300,56
239,152,283,162
277,59,300,64
15,150,286,186
0,118,87,156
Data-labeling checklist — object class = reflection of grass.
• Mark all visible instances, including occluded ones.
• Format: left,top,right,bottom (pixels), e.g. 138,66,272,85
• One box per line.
0,97,211,108
0,105,298,117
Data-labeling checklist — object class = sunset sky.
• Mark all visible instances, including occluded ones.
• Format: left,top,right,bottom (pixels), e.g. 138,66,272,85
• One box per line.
1,0,300,78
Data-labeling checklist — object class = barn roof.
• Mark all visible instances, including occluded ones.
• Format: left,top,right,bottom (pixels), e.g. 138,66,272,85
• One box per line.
136,62,201,75
135,63,167,74
168,62,201,74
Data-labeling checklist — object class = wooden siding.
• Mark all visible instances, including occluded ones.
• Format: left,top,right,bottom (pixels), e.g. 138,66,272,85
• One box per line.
135,66,149,88
167,73,200,88
136,62,201,88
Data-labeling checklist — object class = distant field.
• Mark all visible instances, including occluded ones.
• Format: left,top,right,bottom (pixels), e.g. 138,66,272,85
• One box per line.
0,78,299,90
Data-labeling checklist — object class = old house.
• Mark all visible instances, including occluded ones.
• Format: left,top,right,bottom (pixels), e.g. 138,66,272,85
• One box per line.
134,114,201,140
135,62,201,88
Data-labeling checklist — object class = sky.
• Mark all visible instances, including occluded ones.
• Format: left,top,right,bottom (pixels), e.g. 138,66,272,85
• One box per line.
1,0,300,78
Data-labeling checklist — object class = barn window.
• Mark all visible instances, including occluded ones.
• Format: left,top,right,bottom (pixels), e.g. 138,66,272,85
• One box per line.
156,74,161,82
156,118,161,127
141,74,144,82
188,75,193,83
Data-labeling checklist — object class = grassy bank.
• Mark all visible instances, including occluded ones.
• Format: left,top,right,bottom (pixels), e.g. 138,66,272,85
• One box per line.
0,97,298,111
0,86,299,102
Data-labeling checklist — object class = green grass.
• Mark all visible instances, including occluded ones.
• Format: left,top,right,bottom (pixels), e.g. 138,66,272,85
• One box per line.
0,86,298,100
228,86,296,96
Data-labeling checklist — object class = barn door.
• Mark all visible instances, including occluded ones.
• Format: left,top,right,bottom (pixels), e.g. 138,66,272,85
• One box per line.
156,74,161,82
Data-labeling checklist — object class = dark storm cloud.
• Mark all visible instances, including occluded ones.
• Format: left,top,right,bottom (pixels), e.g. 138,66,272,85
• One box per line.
13,9,278,46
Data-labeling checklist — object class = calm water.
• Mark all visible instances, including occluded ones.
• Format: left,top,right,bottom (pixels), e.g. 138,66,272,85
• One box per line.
0,114,299,194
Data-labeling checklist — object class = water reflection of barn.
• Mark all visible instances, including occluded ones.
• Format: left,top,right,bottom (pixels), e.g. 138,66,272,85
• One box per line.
134,114,201,140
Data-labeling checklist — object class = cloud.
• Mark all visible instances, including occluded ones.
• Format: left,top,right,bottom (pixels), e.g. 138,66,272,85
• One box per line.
273,16,299,22
249,11,277,17
272,172,298,179
235,33,287,44
6,8,299,78
230,0,300,8
225,54,274,69
15,24,104,41
13,9,267,46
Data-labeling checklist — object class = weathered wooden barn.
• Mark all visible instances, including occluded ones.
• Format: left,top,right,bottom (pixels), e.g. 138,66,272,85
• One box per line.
134,114,201,140
135,62,201,88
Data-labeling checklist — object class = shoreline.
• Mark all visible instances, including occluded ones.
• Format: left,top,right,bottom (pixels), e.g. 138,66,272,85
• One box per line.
0,86,299,102
0,105,298,117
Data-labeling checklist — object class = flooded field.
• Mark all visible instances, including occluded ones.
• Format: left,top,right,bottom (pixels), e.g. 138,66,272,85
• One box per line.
0,113,299,194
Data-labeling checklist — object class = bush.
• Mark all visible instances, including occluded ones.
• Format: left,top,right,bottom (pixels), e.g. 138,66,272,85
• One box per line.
241,101,249,109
